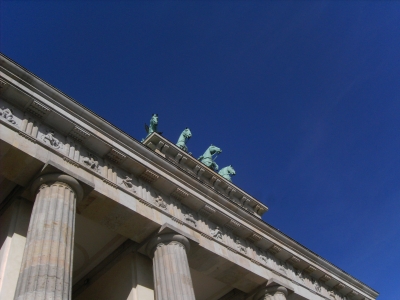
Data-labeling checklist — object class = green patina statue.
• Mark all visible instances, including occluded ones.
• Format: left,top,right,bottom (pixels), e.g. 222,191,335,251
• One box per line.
176,128,192,152
142,113,162,142
198,145,222,171
218,165,236,182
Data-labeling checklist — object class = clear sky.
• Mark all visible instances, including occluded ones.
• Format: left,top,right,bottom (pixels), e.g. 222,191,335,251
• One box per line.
1,1,399,298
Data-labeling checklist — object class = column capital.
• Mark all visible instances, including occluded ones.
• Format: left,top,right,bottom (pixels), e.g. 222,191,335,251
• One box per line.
31,173,84,202
254,284,288,300
146,232,190,258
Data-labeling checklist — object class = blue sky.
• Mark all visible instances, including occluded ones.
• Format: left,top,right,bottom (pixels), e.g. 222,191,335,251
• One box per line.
2,1,399,298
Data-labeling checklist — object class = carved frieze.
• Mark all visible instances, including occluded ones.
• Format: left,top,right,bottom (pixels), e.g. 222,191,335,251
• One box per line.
182,206,197,227
329,290,339,300
120,176,136,193
210,226,223,240
312,278,321,292
184,213,196,227
295,269,305,281
82,153,100,173
0,106,17,125
42,129,62,149
258,250,269,265
235,237,247,254
154,194,168,210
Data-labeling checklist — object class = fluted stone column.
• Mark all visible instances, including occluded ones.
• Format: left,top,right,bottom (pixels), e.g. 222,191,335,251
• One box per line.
146,233,196,300
254,284,288,300
14,173,83,300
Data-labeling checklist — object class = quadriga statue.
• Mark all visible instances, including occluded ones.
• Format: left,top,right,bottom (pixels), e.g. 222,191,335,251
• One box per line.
142,113,162,142
218,165,236,182
198,144,222,171
176,128,192,152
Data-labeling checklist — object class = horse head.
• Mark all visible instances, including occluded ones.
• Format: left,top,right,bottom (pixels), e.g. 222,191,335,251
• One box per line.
219,165,236,181
150,113,158,126
226,165,236,175
182,127,192,139
208,144,222,155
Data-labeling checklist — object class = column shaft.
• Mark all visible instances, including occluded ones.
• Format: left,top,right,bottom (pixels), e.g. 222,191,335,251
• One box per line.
14,174,82,300
148,233,196,300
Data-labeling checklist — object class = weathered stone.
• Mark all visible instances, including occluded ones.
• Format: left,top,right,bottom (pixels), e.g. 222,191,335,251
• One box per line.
146,233,195,300
14,173,83,300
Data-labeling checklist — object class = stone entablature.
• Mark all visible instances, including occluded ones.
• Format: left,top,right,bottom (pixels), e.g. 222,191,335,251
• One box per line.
0,54,378,300
143,133,268,218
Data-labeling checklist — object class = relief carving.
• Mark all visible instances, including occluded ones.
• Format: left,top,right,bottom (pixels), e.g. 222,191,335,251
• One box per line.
184,212,197,227
120,176,136,192
257,248,268,265
42,130,61,149
278,261,287,274
285,261,296,278
0,106,17,125
210,226,223,240
329,290,338,300
154,194,168,210
312,278,322,292
181,205,196,227
82,153,99,172
295,269,304,281
235,237,247,254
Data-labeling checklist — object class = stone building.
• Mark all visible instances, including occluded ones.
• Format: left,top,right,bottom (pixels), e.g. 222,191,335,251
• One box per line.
0,54,378,300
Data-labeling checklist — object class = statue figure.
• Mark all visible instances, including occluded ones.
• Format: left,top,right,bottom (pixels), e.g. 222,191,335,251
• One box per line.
329,290,338,300
176,127,192,152
0,107,16,124
218,165,236,182
184,212,196,227
121,176,135,191
314,280,321,292
155,195,167,210
142,113,162,142
198,144,222,171
82,153,99,171
258,248,268,264
211,226,223,240
235,237,247,254
43,130,61,149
